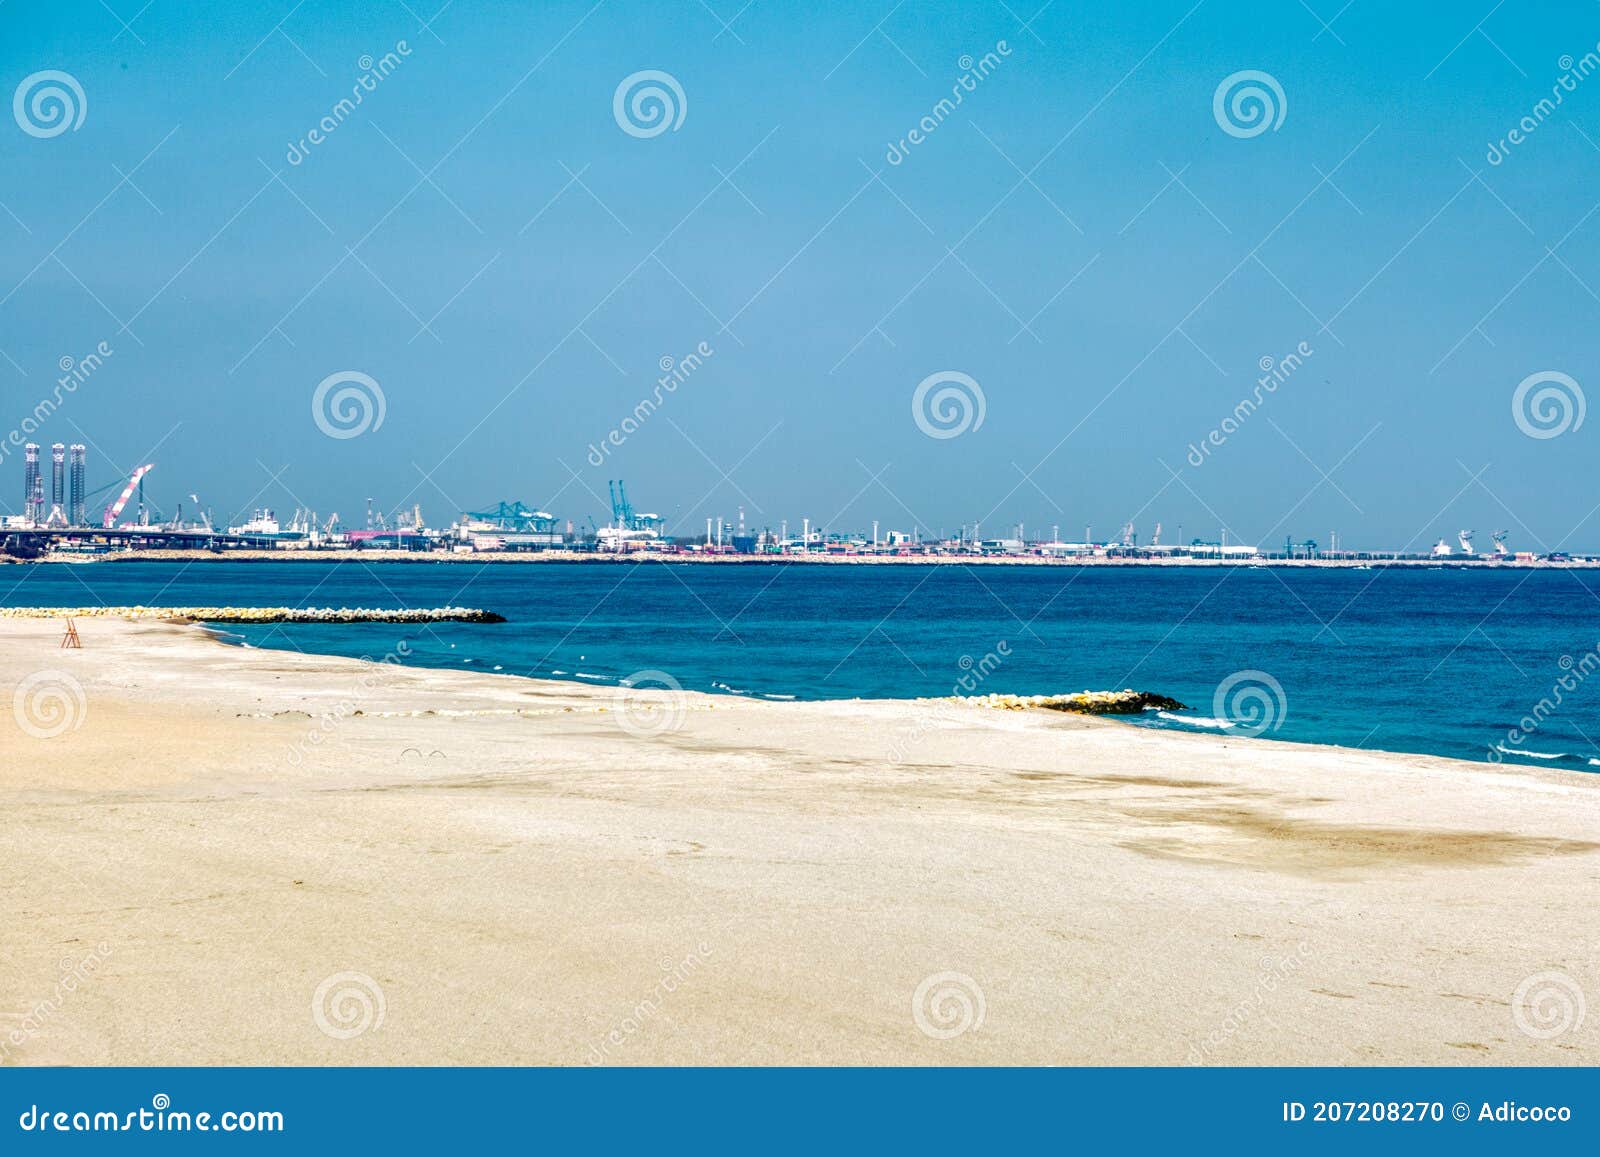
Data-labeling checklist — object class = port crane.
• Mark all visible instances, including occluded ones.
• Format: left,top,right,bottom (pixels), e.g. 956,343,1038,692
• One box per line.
608,480,635,529
102,464,154,528
466,501,551,531
1492,530,1509,556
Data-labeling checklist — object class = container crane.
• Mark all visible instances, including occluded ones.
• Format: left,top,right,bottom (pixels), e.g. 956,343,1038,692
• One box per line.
608,479,636,529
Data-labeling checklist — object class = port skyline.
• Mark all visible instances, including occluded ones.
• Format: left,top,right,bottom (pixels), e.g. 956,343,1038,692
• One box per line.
0,437,1574,565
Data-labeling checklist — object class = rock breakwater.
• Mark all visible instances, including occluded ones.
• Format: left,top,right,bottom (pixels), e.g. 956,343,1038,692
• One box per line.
0,606,505,624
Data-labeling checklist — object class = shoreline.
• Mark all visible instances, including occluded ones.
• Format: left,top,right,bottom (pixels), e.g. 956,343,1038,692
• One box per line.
1,602,1583,774
1,617,1595,1065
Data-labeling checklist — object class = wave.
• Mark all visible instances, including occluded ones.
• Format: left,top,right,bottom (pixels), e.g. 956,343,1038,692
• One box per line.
1493,743,1600,767
573,672,608,681
1154,710,1235,729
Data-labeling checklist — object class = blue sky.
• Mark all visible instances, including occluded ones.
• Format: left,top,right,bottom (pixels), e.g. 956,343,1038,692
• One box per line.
2,0,1598,548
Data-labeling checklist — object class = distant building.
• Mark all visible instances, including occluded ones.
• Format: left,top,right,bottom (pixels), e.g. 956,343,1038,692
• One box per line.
22,443,42,524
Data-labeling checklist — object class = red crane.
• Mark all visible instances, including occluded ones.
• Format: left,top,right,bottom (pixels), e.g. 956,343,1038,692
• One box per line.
102,463,154,528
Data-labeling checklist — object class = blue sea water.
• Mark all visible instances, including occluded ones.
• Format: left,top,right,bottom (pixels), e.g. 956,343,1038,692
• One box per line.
4,560,1599,772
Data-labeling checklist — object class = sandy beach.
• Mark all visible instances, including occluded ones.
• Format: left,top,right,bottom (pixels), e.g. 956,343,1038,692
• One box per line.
0,615,1595,1065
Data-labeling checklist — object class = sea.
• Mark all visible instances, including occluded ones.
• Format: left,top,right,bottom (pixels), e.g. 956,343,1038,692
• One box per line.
4,559,1598,772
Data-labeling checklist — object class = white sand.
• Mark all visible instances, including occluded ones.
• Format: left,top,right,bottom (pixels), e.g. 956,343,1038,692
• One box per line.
0,616,1594,1065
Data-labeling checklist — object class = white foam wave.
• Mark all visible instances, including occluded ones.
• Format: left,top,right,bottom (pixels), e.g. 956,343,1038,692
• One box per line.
1491,745,1568,764
1156,711,1235,729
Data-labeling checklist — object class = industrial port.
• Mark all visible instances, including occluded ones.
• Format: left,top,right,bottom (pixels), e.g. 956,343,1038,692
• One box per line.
0,444,1587,565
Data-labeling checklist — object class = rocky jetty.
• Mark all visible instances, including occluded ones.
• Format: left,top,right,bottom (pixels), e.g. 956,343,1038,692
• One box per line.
946,689,1186,715
0,606,505,624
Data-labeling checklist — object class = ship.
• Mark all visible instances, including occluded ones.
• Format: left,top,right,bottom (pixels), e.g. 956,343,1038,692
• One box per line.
226,509,306,543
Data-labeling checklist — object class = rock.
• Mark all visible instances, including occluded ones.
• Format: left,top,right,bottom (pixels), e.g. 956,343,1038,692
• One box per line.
0,606,504,624
940,689,1187,715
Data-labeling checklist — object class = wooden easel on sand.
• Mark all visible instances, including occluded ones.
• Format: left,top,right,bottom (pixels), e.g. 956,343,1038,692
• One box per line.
60,618,81,649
